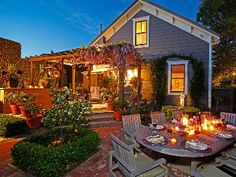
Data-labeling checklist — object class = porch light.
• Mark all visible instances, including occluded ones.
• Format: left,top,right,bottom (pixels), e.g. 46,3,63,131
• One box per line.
127,69,138,80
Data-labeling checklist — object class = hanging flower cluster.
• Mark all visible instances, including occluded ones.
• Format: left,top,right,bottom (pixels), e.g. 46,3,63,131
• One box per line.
69,42,142,69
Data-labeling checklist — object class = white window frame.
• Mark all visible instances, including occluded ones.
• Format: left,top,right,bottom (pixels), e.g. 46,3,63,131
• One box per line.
132,16,150,48
167,60,189,95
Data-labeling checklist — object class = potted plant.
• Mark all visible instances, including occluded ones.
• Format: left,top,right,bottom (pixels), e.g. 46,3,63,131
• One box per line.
4,92,21,115
18,93,36,115
21,101,42,129
112,99,127,121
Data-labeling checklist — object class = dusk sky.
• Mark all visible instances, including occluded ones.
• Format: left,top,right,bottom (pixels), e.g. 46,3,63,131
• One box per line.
0,0,201,57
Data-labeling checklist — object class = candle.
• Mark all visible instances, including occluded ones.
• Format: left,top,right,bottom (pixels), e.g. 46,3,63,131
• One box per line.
170,138,177,145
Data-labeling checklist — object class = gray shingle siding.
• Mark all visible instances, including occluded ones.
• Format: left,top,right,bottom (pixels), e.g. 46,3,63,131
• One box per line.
97,10,210,106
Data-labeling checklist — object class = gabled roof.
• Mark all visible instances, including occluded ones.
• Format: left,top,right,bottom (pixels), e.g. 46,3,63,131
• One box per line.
91,0,219,45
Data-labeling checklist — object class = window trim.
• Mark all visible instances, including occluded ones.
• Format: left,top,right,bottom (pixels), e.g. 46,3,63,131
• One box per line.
167,60,189,95
132,16,150,48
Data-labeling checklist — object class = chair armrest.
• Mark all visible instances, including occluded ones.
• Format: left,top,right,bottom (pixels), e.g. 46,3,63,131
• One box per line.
133,158,166,176
121,128,133,138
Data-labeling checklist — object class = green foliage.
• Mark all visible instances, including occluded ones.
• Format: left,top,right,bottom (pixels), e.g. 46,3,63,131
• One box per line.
23,101,41,117
189,58,205,106
11,127,100,177
5,92,20,105
162,105,177,119
42,87,91,130
112,99,127,111
18,92,36,106
183,107,200,116
0,114,28,137
150,59,167,109
197,0,236,88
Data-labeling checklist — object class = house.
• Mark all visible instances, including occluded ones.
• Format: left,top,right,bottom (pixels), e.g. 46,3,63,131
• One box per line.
91,0,220,108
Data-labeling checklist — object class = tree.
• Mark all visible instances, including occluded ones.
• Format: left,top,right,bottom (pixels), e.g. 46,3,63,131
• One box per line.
197,0,236,87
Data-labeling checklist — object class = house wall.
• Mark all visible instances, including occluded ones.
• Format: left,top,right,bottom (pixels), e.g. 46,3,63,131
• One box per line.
96,10,209,107
0,37,21,64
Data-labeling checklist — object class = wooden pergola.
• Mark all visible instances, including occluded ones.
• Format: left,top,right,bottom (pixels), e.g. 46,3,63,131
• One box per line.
28,42,142,108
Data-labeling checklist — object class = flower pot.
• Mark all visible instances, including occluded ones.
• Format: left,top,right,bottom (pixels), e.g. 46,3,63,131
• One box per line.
114,111,122,121
25,114,43,129
10,104,21,115
19,106,31,117
107,101,113,111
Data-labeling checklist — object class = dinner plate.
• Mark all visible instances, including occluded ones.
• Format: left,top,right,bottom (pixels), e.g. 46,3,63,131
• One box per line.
185,140,209,151
144,134,166,145
226,124,236,131
216,132,233,139
149,124,164,130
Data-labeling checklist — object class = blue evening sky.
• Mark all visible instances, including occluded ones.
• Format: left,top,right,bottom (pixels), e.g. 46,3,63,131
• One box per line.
0,0,201,57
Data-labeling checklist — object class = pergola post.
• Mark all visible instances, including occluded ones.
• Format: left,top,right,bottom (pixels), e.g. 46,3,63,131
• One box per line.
118,56,126,102
60,59,64,88
88,64,92,96
30,61,34,85
72,64,76,92
137,62,142,110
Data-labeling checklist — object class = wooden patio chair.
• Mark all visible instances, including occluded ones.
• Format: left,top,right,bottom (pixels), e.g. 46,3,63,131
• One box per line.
122,114,143,147
215,146,236,174
150,111,166,124
191,164,232,177
171,110,183,121
220,112,236,125
109,134,168,177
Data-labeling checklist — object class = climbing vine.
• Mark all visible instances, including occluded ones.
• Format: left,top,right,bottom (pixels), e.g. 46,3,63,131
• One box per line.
150,54,205,108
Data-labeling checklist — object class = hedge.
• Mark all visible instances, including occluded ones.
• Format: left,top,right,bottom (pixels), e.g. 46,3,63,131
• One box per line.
0,114,28,137
11,127,100,177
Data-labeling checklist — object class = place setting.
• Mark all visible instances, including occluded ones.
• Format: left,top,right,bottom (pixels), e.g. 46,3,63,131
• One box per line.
183,139,211,153
143,134,167,146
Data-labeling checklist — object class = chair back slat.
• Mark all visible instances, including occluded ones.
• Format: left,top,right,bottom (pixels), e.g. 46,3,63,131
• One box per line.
122,114,141,137
111,134,136,171
221,112,236,125
150,111,166,124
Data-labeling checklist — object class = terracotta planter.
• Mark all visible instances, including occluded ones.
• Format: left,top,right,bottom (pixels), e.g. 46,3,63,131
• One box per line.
10,104,21,115
107,101,113,111
19,106,31,117
114,111,122,121
25,114,43,129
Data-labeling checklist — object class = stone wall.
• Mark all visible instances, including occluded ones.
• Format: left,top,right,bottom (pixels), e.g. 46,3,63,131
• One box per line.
0,37,21,64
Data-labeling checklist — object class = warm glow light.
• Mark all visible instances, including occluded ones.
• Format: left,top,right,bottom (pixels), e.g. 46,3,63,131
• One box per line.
127,69,138,80
188,129,195,136
29,85,33,88
170,138,177,145
209,125,214,131
175,126,180,132
182,117,189,126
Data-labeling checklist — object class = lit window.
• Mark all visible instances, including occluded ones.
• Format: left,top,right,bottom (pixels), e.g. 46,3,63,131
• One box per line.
171,65,185,92
133,16,150,47
135,20,147,46
167,60,189,95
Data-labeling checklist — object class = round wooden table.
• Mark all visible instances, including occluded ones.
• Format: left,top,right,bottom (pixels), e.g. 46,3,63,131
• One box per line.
136,125,236,173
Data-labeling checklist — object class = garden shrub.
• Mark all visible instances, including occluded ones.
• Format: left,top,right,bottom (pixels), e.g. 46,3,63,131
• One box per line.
0,114,28,137
12,127,100,177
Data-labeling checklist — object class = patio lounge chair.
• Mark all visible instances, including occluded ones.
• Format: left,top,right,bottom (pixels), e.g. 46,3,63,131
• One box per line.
191,164,231,177
90,86,100,101
122,114,143,147
220,112,236,125
109,134,168,177
150,111,166,124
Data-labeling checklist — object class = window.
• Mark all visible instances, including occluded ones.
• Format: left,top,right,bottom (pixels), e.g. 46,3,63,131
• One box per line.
135,20,147,46
167,60,189,95
133,16,150,48
171,65,185,92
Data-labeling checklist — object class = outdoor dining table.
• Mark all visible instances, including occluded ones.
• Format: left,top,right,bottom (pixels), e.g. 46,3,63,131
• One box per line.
136,123,236,171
